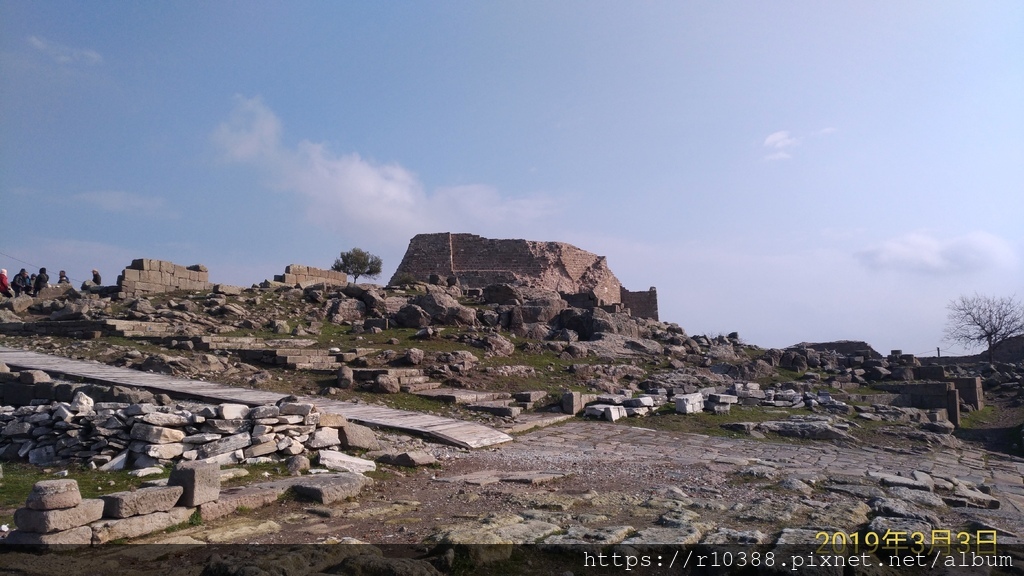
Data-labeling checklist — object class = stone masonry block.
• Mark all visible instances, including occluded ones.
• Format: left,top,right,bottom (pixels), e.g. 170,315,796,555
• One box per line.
26,479,82,511
91,506,195,544
14,498,104,533
168,461,220,507
101,486,184,518
3,525,93,545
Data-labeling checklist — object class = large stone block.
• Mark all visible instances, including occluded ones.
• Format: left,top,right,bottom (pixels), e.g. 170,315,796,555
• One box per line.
25,479,82,511
292,473,372,505
198,433,251,459
318,450,376,474
317,412,348,428
339,423,380,450
130,423,186,444
561,391,583,415
92,506,195,544
101,486,184,518
3,525,93,545
168,461,220,507
306,427,340,449
14,498,104,533
674,393,704,414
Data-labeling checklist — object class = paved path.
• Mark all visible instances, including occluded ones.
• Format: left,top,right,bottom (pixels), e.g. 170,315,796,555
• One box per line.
0,346,512,449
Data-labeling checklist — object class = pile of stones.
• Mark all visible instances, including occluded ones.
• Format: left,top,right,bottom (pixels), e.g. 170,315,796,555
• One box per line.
0,385,379,472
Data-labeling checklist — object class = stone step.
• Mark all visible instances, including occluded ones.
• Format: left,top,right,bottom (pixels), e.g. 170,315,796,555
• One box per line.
338,348,378,362
414,388,511,405
351,368,425,381
467,401,522,418
289,362,344,372
400,381,442,393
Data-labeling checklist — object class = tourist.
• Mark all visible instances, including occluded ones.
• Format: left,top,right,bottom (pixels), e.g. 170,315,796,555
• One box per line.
33,268,49,296
11,269,29,297
92,269,102,285
0,269,11,298
57,270,71,285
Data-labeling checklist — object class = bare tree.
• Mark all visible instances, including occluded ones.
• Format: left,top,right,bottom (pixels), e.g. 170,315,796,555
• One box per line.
331,247,383,283
944,293,1024,362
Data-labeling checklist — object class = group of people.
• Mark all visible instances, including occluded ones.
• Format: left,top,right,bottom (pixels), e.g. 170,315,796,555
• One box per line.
0,267,101,299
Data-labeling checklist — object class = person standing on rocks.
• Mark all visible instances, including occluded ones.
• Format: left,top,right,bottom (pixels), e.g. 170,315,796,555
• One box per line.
33,268,49,296
11,269,29,297
92,269,101,285
0,269,11,297
57,270,71,285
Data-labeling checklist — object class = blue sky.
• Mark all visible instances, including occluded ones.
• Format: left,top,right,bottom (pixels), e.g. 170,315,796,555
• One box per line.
2,2,1022,355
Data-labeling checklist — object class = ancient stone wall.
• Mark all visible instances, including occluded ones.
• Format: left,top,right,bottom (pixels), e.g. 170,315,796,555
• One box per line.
274,264,347,287
620,287,659,321
118,259,211,296
390,233,628,305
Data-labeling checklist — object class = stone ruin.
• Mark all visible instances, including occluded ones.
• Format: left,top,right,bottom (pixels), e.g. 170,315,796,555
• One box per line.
272,264,348,288
117,259,212,296
390,233,659,320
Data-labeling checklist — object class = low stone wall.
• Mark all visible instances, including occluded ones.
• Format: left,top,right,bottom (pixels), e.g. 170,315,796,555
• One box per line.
274,264,348,287
873,381,962,426
118,259,211,295
0,374,378,471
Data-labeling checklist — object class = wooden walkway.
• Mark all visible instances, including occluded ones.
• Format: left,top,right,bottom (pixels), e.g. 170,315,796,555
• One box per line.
0,347,512,449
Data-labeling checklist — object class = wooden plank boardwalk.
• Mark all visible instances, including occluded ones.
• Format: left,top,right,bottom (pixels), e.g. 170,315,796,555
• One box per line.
0,346,512,449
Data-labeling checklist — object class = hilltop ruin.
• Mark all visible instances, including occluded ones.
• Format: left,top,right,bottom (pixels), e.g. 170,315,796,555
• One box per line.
390,233,659,320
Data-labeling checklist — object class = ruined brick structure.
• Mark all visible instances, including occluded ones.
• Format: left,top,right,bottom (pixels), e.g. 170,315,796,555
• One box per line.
274,264,347,287
118,259,212,296
390,233,659,320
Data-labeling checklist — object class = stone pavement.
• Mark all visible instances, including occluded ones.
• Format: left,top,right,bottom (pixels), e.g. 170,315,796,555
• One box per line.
499,421,1024,511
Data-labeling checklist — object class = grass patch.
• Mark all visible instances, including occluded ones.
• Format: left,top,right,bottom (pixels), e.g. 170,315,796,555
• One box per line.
0,462,168,510
958,405,996,429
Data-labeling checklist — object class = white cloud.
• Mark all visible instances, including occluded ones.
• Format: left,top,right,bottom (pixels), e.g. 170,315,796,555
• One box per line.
212,96,561,247
855,231,1017,275
762,130,799,161
28,36,102,66
73,191,173,217
764,130,798,149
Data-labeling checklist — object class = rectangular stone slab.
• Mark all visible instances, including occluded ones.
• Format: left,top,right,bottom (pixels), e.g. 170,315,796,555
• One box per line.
14,498,104,533
291,473,372,505
101,486,184,518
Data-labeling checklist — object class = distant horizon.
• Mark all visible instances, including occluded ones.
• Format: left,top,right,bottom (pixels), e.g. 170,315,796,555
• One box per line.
3,2,1021,358
3,236,1011,358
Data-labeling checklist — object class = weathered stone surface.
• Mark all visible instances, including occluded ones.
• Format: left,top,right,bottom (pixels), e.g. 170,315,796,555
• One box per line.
332,555,443,576
145,442,185,460
3,525,93,545
197,433,251,459
19,370,52,384
141,412,189,427
279,402,315,416
292,473,373,504
307,427,341,449
168,461,220,507
101,486,185,518
92,506,195,543
218,403,250,420
339,423,381,450
318,412,348,428
376,451,437,467
319,450,376,473
25,479,82,511
14,498,104,533
130,423,186,444
287,455,310,475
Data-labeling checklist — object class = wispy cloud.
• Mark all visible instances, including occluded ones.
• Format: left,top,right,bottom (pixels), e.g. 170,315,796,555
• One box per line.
28,36,102,66
762,128,835,161
762,130,798,161
73,191,173,218
855,231,1016,275
211,96,561,247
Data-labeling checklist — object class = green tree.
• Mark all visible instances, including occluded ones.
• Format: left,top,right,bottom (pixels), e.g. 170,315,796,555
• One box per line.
331,247,383,283
944,293,1024,362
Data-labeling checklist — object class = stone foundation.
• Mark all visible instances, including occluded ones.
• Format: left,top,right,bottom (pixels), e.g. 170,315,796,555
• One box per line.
274,264,348,287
